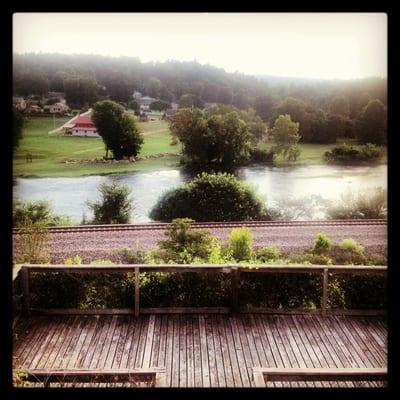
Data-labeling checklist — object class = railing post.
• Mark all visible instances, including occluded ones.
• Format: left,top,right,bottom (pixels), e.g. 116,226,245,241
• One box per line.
231,266,239,314
20,267,30,317
134,267,140,317
322,268,329,315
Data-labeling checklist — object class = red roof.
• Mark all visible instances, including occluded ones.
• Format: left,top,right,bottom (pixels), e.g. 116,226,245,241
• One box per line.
73,115,97,129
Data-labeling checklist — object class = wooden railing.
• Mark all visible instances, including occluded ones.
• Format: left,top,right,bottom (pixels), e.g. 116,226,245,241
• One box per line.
13,263,387,317
252,367,387,387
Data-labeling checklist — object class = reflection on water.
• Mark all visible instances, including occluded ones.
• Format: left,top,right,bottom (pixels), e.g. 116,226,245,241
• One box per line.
13,165,387,222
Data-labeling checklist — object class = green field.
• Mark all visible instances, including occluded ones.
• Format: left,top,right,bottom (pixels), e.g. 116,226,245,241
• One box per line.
13,117,180,177
13,117,386,177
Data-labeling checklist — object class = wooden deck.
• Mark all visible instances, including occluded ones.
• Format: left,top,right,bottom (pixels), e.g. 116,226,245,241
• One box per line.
13,314,387,388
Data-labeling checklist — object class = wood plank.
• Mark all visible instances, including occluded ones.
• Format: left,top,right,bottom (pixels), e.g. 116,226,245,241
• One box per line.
205,315,218,387
248,315,268,367
157,315,168,368
228,316,250,387
179,315,187,387
142,315,156,368
222,316,242,387
216,315,234,387
186,315,195,387
134,316,149,368
211,315,226,387
171,315,180,387
150,315,161,368
96,315,118,369
13,317,38,359
119,316,138,369
141,307,230,314
163,315,174,387
192,315,203,388
363,317,387,350
104,316,125,370
198,315,210,387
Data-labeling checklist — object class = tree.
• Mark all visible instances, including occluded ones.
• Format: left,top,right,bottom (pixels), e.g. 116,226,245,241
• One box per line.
271,114,301,161
254,94,277,121
178,94,204,109
145,77,162,98
355,99,386,144
149,172,270,222
64,75,98,107
87,183,133,224
329,96,350,118
13,109,24,150
170,108,252,169
322,114,346,143
216,86,233,104
92,100,144,159
128,100,140,111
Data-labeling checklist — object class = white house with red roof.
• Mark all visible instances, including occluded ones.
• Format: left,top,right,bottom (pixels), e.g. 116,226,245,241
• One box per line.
64,114,99,137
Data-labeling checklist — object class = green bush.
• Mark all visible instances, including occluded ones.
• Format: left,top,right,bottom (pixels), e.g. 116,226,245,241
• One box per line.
326,188,387,219
117,241,147,264
330,238,367,265
324,143,382,164
255,246,282,262
150,172,269,222
248,148,275,164
228,227,254,262
156,218,221,264
312,233,332,255
13,199,72,227
87,183,133,224
339,238,364,254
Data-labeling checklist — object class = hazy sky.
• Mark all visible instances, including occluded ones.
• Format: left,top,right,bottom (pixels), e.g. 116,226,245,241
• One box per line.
13,13,387,80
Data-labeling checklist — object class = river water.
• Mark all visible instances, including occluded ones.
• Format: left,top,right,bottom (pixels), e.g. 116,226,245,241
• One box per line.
13,165,387,223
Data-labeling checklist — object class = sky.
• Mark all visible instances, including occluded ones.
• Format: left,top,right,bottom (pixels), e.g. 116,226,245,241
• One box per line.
13,13,387,80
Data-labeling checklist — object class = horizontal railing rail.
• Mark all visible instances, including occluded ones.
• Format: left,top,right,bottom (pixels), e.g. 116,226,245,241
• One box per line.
13,263,387,317
252,367,387,387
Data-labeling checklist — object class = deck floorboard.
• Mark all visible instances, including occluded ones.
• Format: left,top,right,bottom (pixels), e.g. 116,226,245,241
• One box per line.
13,314,386,388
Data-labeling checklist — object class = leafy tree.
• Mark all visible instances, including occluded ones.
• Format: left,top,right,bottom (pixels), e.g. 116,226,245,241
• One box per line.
92,100,144,159
128,100,140,111
150,172,270,222
271,114,301,161
323,114,346,143
13,109,24,150
150,100,171,111
87,183,133,224
254,94,277,121
216,86,233,104
178,94,204,109
49,71,69,92
145,77,163,98
170,108,252,169
64,75,98,107
355,99,386,144
329,96,350,118
228,227,254,262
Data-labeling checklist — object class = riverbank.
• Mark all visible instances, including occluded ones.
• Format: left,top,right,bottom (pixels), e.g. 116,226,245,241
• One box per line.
13,116,386,178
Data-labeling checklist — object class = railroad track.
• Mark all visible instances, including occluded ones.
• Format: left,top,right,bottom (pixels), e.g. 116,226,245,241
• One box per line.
13,219,387,234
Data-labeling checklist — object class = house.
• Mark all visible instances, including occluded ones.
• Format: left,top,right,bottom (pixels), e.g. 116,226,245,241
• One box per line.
170,102,179,111
132,91,142,100
64,115,99,137
43,102,70,114
26,104,42,114
138,96,157,111
13,96,27,111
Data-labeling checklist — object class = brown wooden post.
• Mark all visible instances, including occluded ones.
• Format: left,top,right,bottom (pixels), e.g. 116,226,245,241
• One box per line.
231,267,239,314
20,267,30,316
134,267,140,317
322,268,329,315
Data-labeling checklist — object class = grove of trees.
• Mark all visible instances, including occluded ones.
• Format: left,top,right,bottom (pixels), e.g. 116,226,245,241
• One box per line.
13,53,387,145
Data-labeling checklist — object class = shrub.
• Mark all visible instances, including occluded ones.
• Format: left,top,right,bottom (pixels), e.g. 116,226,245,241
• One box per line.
117,241,147,264
255,246,282,262
150,172,269,222
13,220,50,263
87,183,133,224
228,227,254,262
324,143,382,164
326,188,387,219
312,233,332,255
339,238,364,254
13,199,72,227
248,148,275,164
157,218,221,264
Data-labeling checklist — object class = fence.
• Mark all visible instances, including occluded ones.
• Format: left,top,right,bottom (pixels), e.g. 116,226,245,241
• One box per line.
13,263,386,317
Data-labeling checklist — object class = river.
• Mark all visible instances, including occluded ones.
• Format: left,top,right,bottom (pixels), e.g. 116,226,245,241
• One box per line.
13,164,387,223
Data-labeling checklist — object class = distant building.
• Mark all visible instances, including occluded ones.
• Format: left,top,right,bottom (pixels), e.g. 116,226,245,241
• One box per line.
43,102,70,114
138,96,157,111
64,115,99,137
170,102,179,111
132,91,142,100
13,96,27,111
26,104,42,114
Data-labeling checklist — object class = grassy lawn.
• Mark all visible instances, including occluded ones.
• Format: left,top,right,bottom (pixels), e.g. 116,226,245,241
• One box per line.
259,138,387,165
13,117,180,177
